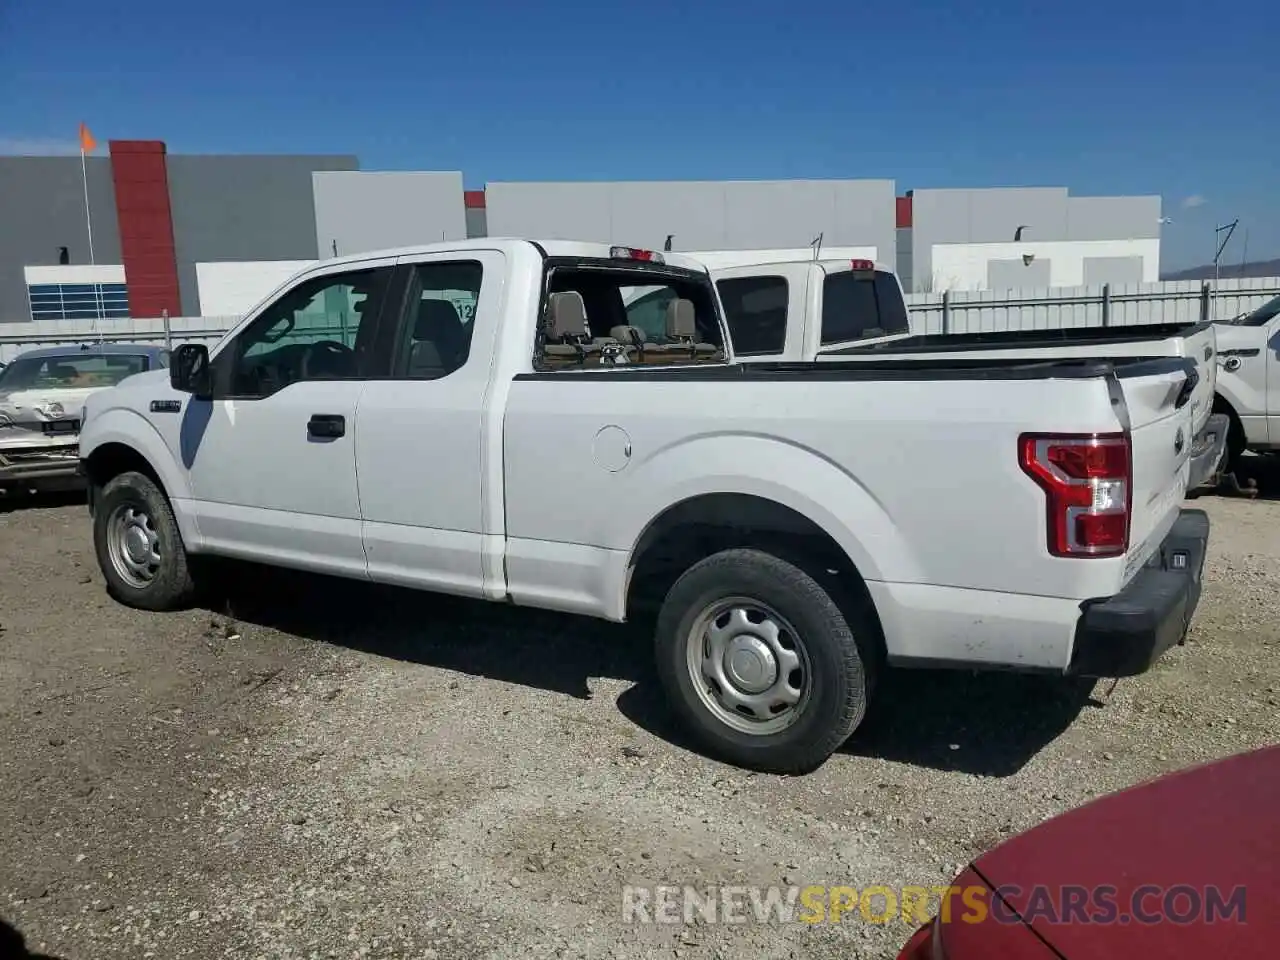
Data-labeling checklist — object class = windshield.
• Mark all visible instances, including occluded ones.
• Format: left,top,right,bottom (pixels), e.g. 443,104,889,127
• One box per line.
0,352,152,391
1234,294,1280,326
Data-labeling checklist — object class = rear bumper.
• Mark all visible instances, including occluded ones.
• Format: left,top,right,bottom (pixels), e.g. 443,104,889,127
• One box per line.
1068,507,1210,677
1188,413,1230,489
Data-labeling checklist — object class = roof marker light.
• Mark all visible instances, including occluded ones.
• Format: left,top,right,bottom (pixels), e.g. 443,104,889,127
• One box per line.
850,259,875,271
610,246,665,263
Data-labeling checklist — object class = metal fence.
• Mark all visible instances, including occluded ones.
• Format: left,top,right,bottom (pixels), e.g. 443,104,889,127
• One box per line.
2,277,1278,363
0,314,238,364
905,276,1280,335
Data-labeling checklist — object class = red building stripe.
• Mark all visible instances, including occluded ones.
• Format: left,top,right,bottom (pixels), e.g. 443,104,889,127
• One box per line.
109,140,182,318
895,195,913,229
464,189,486,209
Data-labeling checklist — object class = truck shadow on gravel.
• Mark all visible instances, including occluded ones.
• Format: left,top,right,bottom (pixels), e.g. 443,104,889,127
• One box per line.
206,560,1103,777
0,490,86,514
0,917,66,959
204,560,653,703
836,669,1100,776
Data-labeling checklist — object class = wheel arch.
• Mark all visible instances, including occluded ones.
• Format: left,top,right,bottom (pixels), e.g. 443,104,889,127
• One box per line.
1212,391,1248,460
82,442,169,498
623,492,887,666
79,409,193,503
80,410,199,548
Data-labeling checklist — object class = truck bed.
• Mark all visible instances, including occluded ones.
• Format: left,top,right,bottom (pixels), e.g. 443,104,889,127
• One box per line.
821,322,1212,356
516,355,1194,382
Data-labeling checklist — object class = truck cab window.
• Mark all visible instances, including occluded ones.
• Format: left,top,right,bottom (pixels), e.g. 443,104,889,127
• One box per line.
539,264,725,369
820,270,909,345
223,267,392,398
716,276,788,355
395,260,484,379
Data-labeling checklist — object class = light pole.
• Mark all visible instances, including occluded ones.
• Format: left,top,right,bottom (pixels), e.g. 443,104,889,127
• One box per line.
1213,219,1239,288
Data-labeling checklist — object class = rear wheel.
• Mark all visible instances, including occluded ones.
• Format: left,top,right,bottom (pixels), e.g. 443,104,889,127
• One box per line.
655,548,870,774
93,470,195,611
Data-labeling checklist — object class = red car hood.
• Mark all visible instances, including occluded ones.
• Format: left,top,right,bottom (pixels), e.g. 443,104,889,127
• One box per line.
971,744,1279,958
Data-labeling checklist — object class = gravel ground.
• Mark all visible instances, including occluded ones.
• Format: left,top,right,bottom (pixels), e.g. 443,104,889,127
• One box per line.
2,468,1278,960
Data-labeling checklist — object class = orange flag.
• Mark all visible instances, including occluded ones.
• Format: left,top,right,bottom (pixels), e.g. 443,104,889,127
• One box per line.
79,122,97,153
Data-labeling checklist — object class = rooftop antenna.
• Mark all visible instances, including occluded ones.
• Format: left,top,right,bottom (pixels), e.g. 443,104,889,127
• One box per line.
810,232,823,261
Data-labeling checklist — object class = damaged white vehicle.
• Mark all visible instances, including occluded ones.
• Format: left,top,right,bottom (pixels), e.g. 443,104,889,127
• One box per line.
0,344,169,493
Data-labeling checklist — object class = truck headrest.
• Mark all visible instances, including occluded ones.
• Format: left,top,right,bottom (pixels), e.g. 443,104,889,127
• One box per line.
547,291,588,340
665,298,696,339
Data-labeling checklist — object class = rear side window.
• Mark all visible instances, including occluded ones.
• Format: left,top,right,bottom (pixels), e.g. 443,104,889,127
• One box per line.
395,260,485,380
820,271,909,344
716,276,788,355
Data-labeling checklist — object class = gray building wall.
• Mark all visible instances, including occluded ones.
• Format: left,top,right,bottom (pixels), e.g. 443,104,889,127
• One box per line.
465,205,487,239
908,187,1161,292
0,157,122,322
1066,196,1162,241
1082,255,1145,286
485,179,898,264
312,171,466,260
168,154,357,315
988,257,1051,290
895,227,914,291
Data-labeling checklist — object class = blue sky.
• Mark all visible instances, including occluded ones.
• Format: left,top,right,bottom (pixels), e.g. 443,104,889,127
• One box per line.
2,0,1276,269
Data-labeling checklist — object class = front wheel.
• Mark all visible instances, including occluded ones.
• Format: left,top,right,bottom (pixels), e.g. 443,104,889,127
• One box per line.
655,548,871,774
93,470,196,611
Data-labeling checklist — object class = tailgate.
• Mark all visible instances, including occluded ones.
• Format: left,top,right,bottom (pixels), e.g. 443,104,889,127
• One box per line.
1117,359,1197,580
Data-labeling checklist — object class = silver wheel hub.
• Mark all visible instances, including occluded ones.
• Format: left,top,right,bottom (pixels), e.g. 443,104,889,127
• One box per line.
685,598,812,736
723,635,778,694
106,504,162,588
124,525,151,565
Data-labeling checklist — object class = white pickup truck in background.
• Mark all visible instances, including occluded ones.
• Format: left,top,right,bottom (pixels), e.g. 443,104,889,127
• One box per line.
662,258,1227,491
78,239,1209,774
1213,292,1280,472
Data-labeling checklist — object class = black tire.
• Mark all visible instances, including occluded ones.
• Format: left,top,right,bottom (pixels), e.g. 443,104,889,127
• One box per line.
655,548,870,775
1223,413,1248,477
93,470,195,611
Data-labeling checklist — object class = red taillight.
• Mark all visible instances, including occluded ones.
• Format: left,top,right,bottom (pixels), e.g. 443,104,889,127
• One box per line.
1018,432,1131,558
850,258,875,270
610,245,664,263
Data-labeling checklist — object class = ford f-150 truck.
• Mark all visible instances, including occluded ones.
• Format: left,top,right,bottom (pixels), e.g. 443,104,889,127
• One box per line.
77,239,1209,774
665,258,1227,490
1213,292,1280,472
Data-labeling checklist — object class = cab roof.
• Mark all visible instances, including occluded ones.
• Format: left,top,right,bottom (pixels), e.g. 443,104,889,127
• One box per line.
303,238,711,274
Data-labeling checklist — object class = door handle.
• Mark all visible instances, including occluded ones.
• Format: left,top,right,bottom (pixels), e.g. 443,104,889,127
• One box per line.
307,414,346,439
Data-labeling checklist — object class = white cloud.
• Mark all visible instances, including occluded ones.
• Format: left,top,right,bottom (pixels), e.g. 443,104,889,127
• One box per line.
0,136,82,156
1181,194,1207,209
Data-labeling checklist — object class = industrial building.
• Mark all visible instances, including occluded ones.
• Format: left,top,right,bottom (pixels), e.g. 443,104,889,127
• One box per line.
0,139,1162,322
902,187,1163,293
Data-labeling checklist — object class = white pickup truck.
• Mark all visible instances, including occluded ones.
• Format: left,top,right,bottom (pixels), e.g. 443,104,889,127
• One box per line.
1214,292,1280,471
658,258,1227,491
78,239,1209,774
